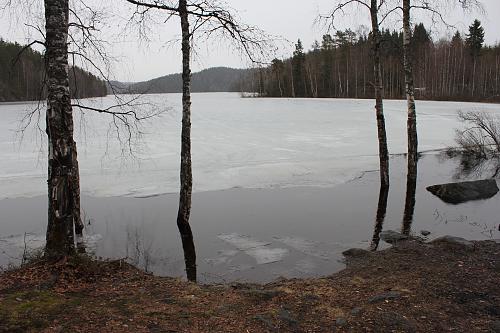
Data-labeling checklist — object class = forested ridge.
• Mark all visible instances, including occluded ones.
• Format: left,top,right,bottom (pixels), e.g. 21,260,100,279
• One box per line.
252,21,500,102
0,38,107,102
115,67,251,94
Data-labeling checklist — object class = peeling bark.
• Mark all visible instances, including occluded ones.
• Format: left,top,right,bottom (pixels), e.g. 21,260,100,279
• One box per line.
403,0,418,183
44,0,79,257
370,0,390,189
177,0,197,282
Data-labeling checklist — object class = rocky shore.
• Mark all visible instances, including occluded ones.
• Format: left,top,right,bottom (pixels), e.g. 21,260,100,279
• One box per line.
1,236,499,332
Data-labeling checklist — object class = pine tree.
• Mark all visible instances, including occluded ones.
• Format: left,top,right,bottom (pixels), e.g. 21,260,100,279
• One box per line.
466,19,485,58
466,19,485,96
292,39,306,97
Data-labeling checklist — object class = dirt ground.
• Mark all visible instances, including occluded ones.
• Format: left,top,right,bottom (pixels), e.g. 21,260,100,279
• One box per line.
0,238,499,332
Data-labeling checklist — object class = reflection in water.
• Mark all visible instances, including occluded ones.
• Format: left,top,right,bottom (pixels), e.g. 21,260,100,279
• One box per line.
370,185,389,251
451,153,500,180
402,163,418,236
178,224,197,282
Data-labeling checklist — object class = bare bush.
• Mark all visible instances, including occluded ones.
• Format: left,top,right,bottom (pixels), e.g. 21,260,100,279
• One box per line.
454,110,500,158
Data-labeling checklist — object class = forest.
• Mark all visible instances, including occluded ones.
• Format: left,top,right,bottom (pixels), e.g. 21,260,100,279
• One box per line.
253,20,500,102
0,39,107,102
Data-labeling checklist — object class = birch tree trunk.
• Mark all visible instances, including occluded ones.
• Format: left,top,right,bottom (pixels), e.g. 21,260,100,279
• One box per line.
44,0,78,257
403,0,418,182
177,0,197,282
371,0,389,188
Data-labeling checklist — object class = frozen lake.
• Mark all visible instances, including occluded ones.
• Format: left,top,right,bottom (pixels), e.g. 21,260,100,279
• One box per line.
1,93,499,282
1,92,499,200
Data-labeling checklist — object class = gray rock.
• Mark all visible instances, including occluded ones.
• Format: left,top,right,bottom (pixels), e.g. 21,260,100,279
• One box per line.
368,291,402,304
431,235,474,248
351,307,363,316
342,248,371,258
378,311,416,332
335,317,347,327
380,230,408,244
420,230,431,236
278,309,297,326
427,179,499,204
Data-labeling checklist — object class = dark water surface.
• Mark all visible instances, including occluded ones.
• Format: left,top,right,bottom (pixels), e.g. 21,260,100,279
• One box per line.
1,154,499,283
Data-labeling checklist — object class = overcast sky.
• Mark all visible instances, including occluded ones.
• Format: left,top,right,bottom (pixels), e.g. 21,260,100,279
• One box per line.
1,0,499,82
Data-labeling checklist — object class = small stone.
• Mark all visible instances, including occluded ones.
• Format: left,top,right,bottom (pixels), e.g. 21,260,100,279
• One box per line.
15,298,23,302
351,307,363,316
368,291,402,304
420,230,431,236
342,248,371,258
278,309,297,326
431,236,474,248
380,230,408,244
336,317,347,326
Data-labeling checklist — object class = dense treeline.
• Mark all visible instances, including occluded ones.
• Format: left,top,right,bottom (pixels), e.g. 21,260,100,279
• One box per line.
0,39,107,102
253,21,500,102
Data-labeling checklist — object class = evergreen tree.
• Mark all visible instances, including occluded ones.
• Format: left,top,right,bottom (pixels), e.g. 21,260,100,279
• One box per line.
466,19,485,57
292,39,306,97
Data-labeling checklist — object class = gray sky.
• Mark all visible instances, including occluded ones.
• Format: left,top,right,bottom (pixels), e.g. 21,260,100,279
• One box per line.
1,0,499,82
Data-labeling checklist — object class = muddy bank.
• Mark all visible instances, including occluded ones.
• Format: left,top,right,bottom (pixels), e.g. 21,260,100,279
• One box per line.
0,238,499,332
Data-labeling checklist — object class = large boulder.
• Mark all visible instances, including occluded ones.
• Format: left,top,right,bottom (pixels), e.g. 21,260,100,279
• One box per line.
426,179,499,204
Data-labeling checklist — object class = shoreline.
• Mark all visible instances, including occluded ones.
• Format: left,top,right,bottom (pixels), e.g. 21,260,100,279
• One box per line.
1,153,500,284
0,237,498,332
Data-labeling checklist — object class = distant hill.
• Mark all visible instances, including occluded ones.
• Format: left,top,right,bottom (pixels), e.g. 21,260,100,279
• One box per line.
110,67,256,94
0,39,107,102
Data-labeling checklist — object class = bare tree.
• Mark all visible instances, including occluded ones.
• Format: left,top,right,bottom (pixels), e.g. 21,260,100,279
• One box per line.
43,0,78,257
321,0,396,189
402,0,418,186
124,0,271,282
2,0,165,258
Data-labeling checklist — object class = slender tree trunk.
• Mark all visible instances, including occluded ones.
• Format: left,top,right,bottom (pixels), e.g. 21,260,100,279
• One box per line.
371,0,389,188
402,0,418,182
177,0,197,282
44,0,78,258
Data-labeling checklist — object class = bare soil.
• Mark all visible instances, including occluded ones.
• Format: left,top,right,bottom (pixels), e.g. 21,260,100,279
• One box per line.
0,239,499,332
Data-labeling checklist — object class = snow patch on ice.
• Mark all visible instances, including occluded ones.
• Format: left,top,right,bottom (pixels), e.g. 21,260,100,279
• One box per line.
273,236,331,260
218,233,288,264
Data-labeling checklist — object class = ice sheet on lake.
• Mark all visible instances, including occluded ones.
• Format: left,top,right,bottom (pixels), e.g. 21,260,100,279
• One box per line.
2,93,498,200
273,236,331,260
245,247,289,265
205,249,239,266
218,233,288,264
218,233,271,250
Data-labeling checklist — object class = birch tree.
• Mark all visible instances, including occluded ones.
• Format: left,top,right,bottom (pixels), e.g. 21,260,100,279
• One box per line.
402,0,418,184
125,0,270,281
43,0,79,257
322,0,396,189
